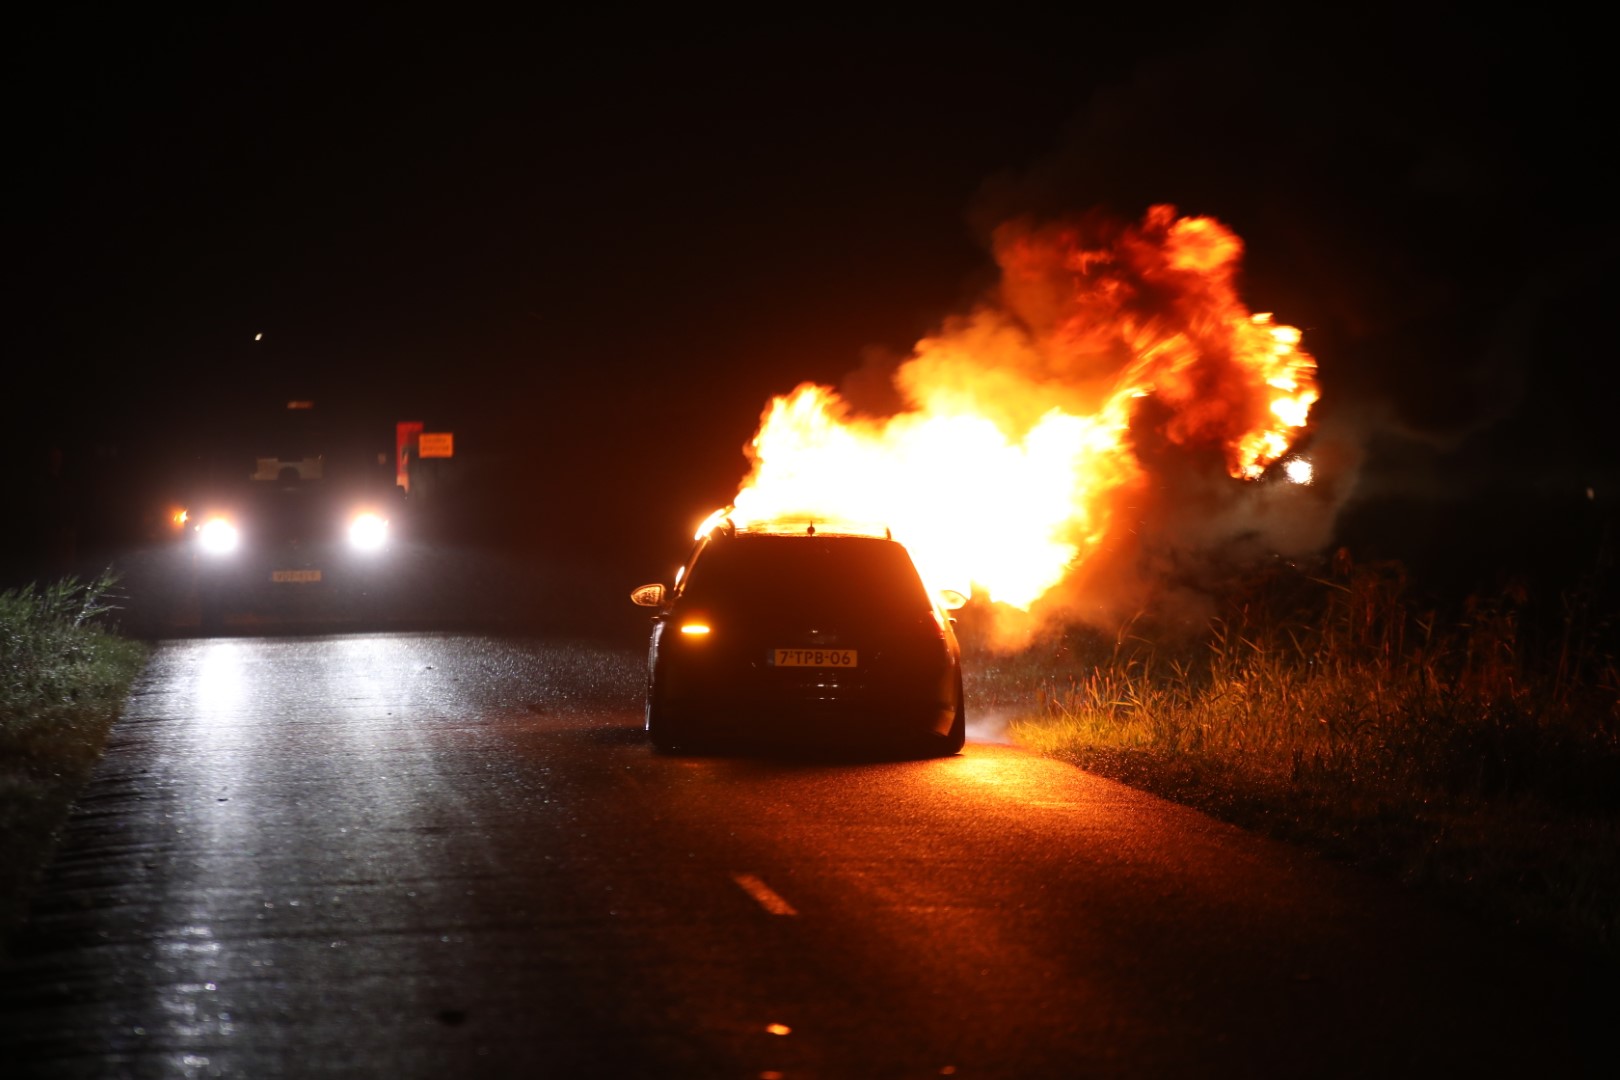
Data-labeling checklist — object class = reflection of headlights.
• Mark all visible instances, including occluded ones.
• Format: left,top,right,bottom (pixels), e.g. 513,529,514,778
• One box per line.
197,518,239,555
347,512,388,552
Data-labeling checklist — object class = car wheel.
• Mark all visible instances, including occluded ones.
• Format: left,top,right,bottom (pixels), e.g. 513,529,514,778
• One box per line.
932,673,967,757
645,687,687,755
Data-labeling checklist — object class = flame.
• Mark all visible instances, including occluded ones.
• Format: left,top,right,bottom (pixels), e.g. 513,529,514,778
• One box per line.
727,205,1319,613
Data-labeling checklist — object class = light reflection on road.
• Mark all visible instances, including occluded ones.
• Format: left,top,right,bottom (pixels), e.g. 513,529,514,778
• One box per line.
167,640,249,1055
194,640,246,720
3,634,1600,1078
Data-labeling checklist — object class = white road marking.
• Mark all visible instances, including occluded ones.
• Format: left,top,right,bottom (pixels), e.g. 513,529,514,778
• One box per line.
731,872,799,916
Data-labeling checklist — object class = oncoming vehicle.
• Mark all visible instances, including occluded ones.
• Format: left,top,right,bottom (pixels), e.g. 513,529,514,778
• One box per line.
185,403,399,629
630,515,967,756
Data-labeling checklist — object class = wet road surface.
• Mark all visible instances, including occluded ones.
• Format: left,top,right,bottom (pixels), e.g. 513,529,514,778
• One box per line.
1,633,1608,1077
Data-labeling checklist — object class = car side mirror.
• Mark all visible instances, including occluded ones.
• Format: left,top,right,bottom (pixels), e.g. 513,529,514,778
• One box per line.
630,583,666,608
938,589,968,611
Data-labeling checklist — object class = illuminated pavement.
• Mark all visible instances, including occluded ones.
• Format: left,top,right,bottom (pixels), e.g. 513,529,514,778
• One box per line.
0,634,1607,1077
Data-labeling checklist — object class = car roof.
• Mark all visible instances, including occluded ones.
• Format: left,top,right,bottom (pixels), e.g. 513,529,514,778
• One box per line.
699,512,893,542
677,528,930,608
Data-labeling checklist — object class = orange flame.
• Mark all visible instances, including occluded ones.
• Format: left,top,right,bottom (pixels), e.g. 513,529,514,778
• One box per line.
727,205,1319,613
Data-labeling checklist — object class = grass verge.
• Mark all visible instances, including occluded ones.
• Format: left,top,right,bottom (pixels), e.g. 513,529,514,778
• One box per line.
969,552,1619,958
0,571,147,956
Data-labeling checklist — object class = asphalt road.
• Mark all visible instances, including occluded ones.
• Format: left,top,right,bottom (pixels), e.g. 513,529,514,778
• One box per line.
1,634,1607,1077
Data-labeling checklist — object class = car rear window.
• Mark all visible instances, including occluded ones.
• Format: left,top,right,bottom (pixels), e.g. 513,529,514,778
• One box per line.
682,535,931,615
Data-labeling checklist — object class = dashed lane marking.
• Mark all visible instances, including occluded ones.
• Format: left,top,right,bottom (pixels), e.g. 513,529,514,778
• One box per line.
731,872,799,916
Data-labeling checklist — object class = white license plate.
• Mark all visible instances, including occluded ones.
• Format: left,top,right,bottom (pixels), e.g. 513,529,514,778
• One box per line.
271,569,322,583
773,648,857,667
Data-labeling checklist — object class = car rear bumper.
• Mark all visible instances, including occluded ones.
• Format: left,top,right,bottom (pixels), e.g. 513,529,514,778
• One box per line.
660,680,959,744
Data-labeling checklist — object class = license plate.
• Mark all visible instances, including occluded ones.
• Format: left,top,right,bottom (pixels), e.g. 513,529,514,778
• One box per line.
271,569,322,583
773,648,857,667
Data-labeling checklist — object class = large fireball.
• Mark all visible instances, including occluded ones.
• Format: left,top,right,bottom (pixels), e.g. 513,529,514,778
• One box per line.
727,205,1320,618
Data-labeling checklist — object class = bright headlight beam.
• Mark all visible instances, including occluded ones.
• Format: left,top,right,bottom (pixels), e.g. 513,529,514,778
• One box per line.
197,518,239,555
347,512,388,552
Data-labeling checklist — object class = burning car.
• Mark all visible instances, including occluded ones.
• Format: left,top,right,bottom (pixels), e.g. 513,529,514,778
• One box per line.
630,514,966,756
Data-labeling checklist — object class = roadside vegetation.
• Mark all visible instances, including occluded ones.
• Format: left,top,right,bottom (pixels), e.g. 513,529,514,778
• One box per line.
969,551,1620,957
0,571,147,953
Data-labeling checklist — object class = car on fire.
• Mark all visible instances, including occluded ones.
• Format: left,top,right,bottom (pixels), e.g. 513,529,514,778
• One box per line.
630,514,967,756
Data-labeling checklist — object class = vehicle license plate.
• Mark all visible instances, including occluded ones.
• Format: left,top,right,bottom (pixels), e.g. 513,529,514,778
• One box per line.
271,569,322,583
773,648,857,667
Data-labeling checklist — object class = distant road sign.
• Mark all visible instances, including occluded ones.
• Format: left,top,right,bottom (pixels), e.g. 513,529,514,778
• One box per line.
419,432,455,458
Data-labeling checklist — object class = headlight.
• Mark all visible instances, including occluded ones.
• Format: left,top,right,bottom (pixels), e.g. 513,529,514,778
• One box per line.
197,518,239,555
347,512,388,552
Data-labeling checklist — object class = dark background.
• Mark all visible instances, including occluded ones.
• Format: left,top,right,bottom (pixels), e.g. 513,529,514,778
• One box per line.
8,8,1614,620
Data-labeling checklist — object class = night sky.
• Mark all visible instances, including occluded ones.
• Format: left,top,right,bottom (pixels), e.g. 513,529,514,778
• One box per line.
11,9,1614,597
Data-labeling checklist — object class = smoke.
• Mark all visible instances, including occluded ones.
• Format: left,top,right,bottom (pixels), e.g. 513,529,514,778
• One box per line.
788,17,1614,641
732,19,1610,646
739,204,1351,651
1031,408,1365,645
982,211,1350,643
962,18,1607,506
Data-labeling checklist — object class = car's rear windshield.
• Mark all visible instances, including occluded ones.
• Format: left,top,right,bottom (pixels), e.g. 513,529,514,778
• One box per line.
681,535,931,615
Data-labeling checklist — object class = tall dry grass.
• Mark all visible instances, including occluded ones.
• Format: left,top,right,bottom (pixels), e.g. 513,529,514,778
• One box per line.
978,551,1620,953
